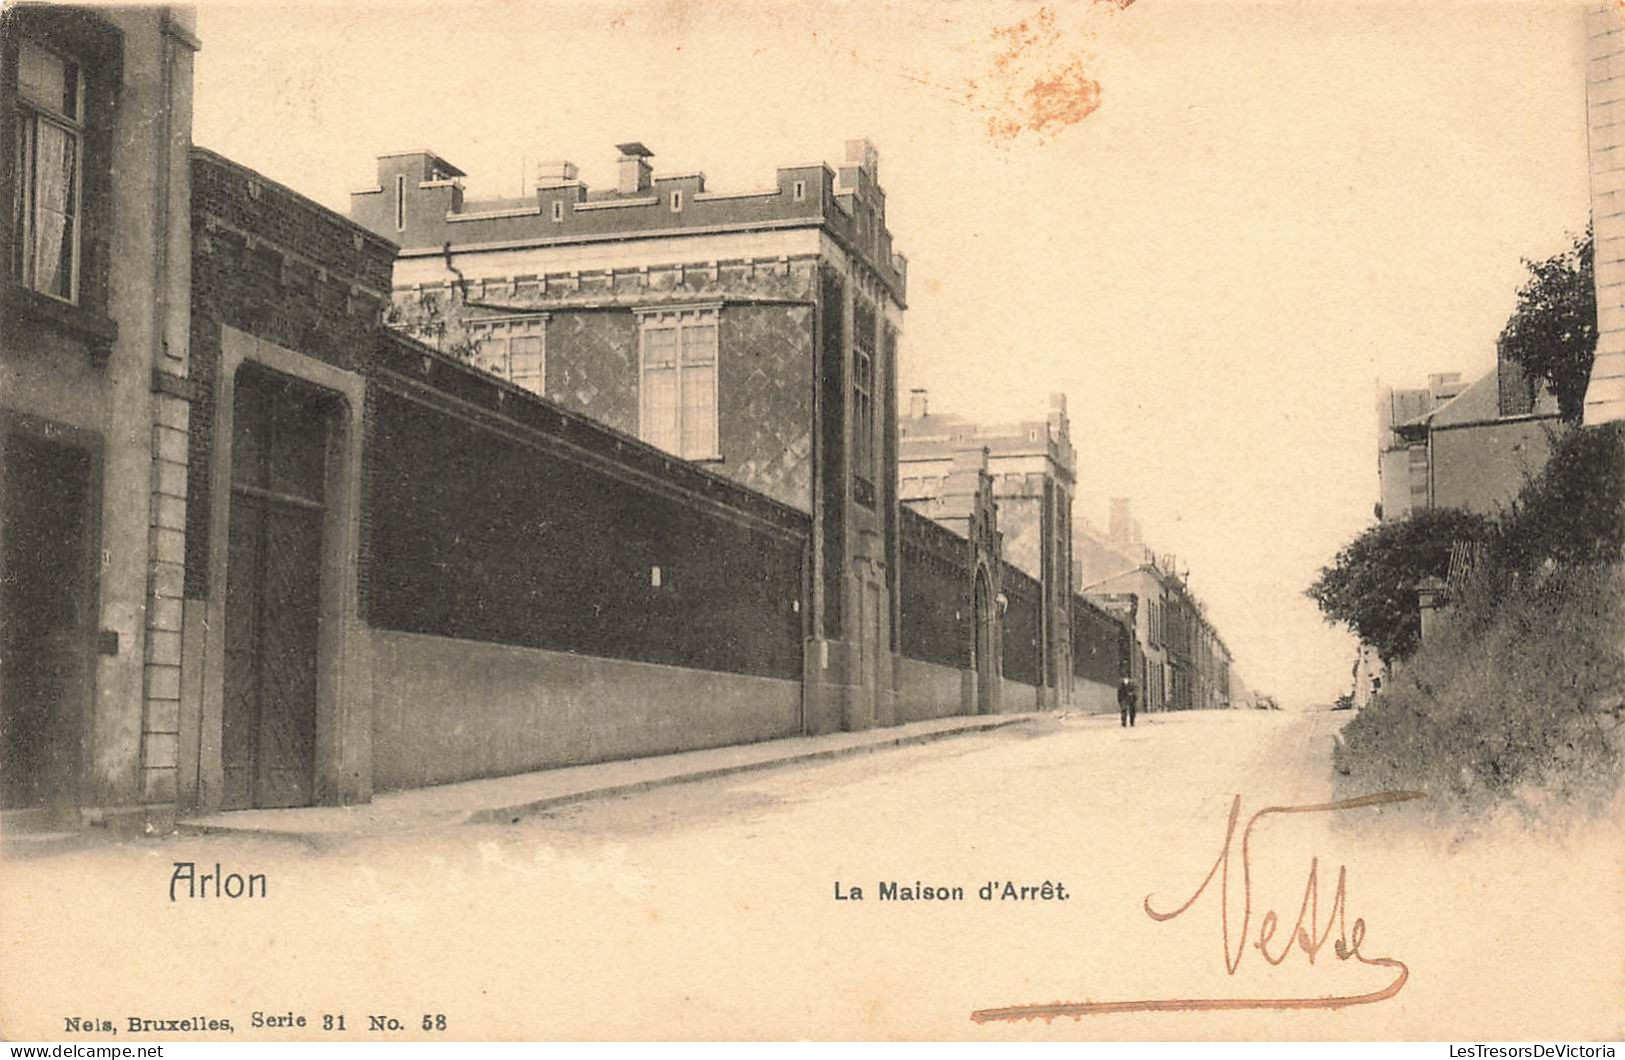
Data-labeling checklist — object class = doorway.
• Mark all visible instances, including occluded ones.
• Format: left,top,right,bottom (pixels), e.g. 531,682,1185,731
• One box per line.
0,428,96,820
973,569,995,713
221,368,334,809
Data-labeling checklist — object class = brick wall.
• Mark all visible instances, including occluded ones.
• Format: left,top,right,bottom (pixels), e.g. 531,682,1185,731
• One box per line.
185,148,397,599
1496,352,1538,417
899,506,970,669
1072,595,1128,686
364,335,810,681
1001,564,1043,687
195,148,395,296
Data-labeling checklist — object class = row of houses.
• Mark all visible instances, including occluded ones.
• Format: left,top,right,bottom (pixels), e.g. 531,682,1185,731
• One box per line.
895,396,1241,713
0,5,1240,832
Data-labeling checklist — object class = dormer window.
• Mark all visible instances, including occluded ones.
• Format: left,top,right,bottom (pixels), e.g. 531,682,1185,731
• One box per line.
13,38,84,303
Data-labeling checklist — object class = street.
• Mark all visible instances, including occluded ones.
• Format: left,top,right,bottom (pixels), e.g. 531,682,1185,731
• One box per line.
2,708,1620,1040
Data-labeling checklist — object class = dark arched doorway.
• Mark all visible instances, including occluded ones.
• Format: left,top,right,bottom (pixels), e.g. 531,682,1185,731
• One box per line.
973,567,996,714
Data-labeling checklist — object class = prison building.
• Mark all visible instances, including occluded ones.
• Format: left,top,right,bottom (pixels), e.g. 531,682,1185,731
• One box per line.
350,139,908,735
898,390,1077,708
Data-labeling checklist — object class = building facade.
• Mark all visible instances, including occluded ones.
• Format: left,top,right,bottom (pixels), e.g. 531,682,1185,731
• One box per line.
174,147,830,810
897,390,1076,706
1358,358,1563,706
350,139,907,734
1586,2,1625,427
1376,372,1467,522
1388,361,1562,518
1359,371,1462,707
1082,559,1231,712
1,5,198,833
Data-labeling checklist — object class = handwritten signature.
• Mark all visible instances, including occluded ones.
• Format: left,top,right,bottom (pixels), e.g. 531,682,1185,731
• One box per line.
971,790,1425,1023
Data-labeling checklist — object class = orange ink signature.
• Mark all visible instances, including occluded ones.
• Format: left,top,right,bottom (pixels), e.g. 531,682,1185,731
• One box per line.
971,790,1425,1023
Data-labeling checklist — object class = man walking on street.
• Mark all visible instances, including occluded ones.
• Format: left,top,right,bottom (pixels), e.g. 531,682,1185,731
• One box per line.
1118,677,1138,727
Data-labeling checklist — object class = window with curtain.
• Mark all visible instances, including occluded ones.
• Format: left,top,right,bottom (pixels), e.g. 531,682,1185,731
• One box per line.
12,38,82,303
639,308,718,460
465,315,546,395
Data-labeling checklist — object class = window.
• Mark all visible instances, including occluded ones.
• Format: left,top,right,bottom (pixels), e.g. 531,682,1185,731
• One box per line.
466,315,546,395
670,190,683,212
394,174,405,231
852,298,876,485
551,200,563,222
792,180,806,202
12,38,83,302
638,307,718,460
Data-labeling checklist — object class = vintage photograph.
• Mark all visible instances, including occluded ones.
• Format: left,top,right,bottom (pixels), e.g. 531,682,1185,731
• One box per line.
0,0,1621,1043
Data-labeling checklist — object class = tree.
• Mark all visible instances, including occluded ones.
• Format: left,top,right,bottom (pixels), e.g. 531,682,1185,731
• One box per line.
1306,507,1494,665
1496,229,1596,424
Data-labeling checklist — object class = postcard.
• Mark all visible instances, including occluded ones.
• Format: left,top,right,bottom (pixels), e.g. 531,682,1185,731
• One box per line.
1,0,1621,1043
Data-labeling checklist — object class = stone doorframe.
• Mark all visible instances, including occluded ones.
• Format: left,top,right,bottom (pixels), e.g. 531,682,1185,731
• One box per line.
183,325,370,812
970,561,1002,715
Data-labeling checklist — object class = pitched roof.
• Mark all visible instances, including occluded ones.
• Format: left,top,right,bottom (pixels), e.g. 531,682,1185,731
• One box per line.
1428,365,1560,428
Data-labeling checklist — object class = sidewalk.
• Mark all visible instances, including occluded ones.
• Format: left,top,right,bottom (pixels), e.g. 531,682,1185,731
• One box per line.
175,711,1051,849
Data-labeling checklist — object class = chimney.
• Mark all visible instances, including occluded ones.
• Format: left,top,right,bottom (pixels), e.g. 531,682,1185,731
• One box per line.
844,137,879,180
908,388,928,419
533,160,579,188
1109,498,1133,546
616,142,654,195
1047,391,1069,437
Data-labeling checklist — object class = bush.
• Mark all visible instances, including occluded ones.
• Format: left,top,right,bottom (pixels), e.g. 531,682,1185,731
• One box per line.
1306,507,1495,664
1333,563,1625,816
1327,422,1625,819
1493,422,1625,574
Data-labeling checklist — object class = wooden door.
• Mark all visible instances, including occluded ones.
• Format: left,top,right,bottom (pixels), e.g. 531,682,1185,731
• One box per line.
222,371,329,810
0,431,93,817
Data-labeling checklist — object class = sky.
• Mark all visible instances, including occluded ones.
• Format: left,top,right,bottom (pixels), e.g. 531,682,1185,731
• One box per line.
191,0,1594,707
